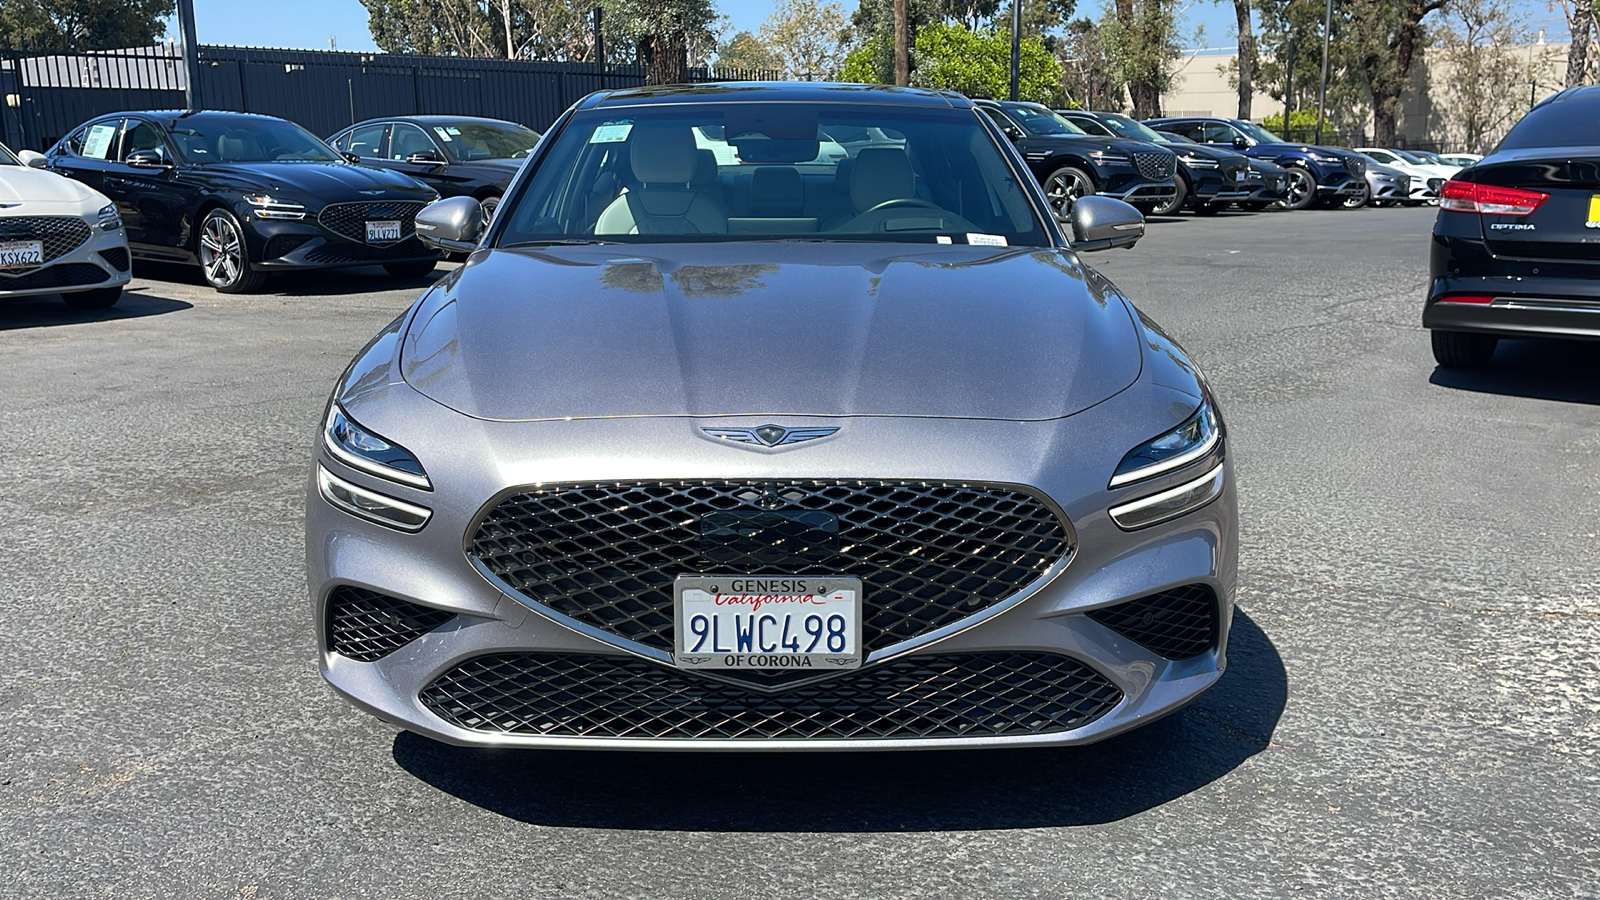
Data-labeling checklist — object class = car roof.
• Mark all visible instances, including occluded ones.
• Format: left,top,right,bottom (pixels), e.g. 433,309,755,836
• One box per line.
82,109,294,125
342,115,530,129
578,82,969,110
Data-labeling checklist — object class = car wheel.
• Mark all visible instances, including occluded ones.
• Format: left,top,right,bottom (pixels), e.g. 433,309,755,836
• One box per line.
1341,183,1371,209
1431,330,1499,368
1151,176,1187,216
62,286,122,310
1043,165,1095,212
1283,167,1317,210
198,208,267,294
479,194,500,229
383,259,437,280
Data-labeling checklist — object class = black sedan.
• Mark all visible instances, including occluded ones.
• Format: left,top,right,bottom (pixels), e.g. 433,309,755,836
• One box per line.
328,116,540,226
1059,110,1250,216
1426,86,1600,367
46,110,440,293
973,100,1177,214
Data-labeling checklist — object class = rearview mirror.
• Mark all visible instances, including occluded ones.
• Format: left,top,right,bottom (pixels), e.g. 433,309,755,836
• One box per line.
1063,195,1144,252
414,196,482,252
17,149,47,169
1004,126,1024,143
1233,136,1249,150
342,151,363,164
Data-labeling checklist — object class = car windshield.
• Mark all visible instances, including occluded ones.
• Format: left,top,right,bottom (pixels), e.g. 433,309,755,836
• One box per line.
430,121,542,162
0,143,18,165
1234,121,1284,144
1099,114,1164,143
1158,131,1196,145
496,102,1051,247
1392,149,1427,164
167,115,343,164
1002,104,1086,136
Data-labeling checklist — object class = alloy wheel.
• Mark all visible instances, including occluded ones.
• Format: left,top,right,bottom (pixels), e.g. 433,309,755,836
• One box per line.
480,195,500,229
199,213,244,287
1283,168,1316,210
1044,169,1092,212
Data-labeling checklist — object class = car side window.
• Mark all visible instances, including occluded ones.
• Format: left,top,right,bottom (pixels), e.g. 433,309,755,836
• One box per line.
343,123,388,159
121,120,166,162
1201,123,1237,144
1166,122,1203,142
72,120,122,161
978,107,1015,132
389,124,437,160
1369,150,1396,163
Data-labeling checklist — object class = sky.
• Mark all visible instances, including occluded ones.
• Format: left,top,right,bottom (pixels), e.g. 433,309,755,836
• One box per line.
172,0,1574,55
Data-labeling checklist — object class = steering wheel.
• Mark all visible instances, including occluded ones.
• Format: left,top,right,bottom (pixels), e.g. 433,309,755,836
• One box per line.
863,197,941,214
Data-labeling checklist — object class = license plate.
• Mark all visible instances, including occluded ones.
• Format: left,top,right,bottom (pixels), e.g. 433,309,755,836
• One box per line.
365,220,401,243
1235,170,1247,182
674,575,862,671
0,240,44,269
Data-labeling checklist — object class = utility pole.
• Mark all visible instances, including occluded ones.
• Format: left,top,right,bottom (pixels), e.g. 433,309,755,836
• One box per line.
176,0,203,110
1284,37,1295,136
893,0,909,86
1009,0,1021,101
1315,0,1333,145
593,7,605,88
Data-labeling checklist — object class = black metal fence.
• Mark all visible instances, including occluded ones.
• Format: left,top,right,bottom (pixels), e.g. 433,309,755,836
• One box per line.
1,44,780,151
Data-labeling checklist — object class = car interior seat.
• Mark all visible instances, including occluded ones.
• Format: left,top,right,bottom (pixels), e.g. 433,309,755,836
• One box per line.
594,125,730,234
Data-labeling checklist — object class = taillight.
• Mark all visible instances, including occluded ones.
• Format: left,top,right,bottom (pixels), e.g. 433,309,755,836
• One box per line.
1436,294,1495,305
1439,179,1548,216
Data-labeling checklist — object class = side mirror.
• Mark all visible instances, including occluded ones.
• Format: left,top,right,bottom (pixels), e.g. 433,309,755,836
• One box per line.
341,151,363,164
406,150,445,166
17,149,47,169
1004,126,1024,143
414,196,482,252
1232,136,1249,150
1063,195,1144,252
125,150,169,169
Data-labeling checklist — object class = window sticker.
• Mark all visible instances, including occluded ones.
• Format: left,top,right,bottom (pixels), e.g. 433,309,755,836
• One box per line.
590,123,634,144
446,126,462,135
936,235,953,244
82,123,117,160
966,233,1008,246
432,126,454,142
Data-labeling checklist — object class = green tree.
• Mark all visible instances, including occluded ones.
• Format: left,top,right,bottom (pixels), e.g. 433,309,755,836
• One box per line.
1436,0,1550,151
760,0,850,79
715,30,779,70
1254,0,1365,137
0,0,171,51
1100,0,1181,117
1344,0,1445,144
1058,17,1122,109
1227,0,1256,118
871,21,1062,103
603,0,719,83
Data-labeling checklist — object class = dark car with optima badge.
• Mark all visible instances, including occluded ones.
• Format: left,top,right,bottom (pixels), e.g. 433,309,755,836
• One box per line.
46,110,440,293
1426,86,1600,367
328,115,541,227
308,82,1237,751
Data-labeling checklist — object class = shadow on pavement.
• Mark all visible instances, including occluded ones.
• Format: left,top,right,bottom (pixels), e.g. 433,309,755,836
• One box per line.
0,288,191,330
393,610,1285,831
131,260,451,297
1430,337,1600,405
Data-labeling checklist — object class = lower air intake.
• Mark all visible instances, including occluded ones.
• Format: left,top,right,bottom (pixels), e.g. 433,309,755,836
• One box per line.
326,587,454,662
1086,584,1219,660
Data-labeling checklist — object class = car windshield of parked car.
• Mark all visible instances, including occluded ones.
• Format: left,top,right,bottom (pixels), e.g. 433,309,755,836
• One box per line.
1157,131,1197,145
1002,104,1086,136
1098,114,1165,143
1234,121,1285,144
432,121,542,161
496,103,1051,246
1392,149,1427,164
167,115,343,164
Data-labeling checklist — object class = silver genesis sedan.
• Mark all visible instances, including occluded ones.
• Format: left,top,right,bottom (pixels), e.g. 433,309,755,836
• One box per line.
307,82,1238,750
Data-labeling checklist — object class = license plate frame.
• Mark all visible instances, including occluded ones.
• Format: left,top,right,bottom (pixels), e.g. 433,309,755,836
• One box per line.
365,219,402,244
0,240,44,269
673,574,863,672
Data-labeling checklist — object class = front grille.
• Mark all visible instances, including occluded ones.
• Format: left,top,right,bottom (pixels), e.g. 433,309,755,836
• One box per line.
97,247,130,272
419,652,1123,740
1134,149,1176,181
317,200,427,245
264,234,313,259
1086,584,1218,659
1345,156,1365,176
470,481,1071,656
325,586,454,662
302,238,430,264
0,262,109,290
0,216,93,270
1220,160,1248,185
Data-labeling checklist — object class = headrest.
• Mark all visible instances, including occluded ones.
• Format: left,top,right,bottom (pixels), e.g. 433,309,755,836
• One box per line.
630,125,697,184
217,136,245,162
692,149,717,186
749,166,803,214
850,148,915,211
833,156,855,193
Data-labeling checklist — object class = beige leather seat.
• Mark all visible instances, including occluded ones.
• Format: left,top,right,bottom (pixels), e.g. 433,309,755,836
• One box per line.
595,126,730,235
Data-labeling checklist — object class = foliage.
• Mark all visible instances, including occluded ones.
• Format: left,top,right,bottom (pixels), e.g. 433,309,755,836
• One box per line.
1058,17,1123,110
1436,0,1552,152
1099,0,1182,117
760,0,850,79
839,33,894,83
893,21,1063,103
843,0,1075,85
0,0,170,51
1254,0,1369,135
1259,108,1320,133
716,30,780,70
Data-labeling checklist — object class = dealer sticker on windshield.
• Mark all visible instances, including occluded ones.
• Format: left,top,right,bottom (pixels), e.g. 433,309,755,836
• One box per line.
0,240,44,269
674,575,862,671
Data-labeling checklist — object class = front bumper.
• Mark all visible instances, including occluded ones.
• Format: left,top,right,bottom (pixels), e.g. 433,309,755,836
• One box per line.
0,218,132,299
243,202,439,271
307,385,1239,751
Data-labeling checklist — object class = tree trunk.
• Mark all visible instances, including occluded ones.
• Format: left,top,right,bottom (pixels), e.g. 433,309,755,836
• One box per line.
1130,83,1163,118
642,33,688,85
1234,0,1254,119
502,0,514,60
894,0,909,85
1568,0,1594,87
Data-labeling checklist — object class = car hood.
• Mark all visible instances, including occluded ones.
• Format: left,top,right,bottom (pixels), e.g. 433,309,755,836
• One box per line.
0,167,105,209
199,161,435,200
400,242,1142,422
1163,141,1244,163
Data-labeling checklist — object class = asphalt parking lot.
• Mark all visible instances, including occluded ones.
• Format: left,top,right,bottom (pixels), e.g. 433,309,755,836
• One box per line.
2,205,1596,898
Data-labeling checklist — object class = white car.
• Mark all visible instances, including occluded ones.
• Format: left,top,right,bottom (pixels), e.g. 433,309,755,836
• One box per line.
1354,148,1459,205
1,143,131,309
1427,151,1481,169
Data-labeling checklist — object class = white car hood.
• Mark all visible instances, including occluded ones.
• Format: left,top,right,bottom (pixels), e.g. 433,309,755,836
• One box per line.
0,167,108,214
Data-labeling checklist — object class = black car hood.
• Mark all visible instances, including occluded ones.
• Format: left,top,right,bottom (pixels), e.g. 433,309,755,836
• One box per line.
1164,142,1245,163
400,242,1143,422
200,161,435,201
1027,135,1157,157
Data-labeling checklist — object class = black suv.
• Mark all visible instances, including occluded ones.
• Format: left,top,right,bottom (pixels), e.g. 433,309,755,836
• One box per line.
1058,110,1251,216
1146,116,1366,211
975,100,1177,214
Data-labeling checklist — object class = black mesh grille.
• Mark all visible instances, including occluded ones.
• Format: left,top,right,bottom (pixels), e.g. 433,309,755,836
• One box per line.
1086,584,1218,660
1346,156,1366,177
317,200,427,244
264,234,313,259
303,238,431,264
97,246,130,272
419,652,1123,740
469,480,1071,655
0,263,109,290
0,216,93,269
326,586,454,662
1134,150,1176,181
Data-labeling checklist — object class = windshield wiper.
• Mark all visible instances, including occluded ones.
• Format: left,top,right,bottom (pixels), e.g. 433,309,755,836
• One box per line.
500,238,620,248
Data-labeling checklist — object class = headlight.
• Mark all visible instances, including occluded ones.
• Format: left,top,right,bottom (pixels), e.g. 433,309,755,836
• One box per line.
1307,151,1343,165
1110,399,1222,488
244,194,308,220
1183,157,1220,169
96,204,122,231
1087,149,1132,165
324,406,431,490
317,467,431,532
1109,464,1226,530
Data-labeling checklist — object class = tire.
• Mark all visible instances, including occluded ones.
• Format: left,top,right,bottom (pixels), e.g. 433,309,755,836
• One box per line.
1151,175,1187,216
62,285,122,310
383,259,437,279
1282,167,1317,210
1192,199,1222,216
197,208,268,294
1431,330,1499,368
1042,165,1095,212
1341,182,1371,209
1239,201,1270,212
479,194,500,229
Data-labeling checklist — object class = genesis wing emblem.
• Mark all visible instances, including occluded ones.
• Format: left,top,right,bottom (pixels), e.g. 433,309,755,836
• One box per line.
702,425,840,448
